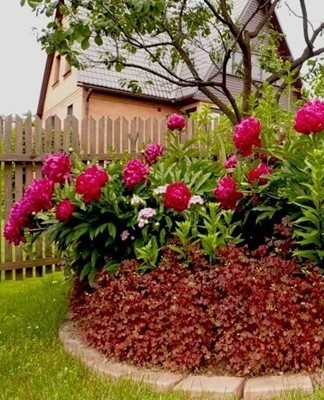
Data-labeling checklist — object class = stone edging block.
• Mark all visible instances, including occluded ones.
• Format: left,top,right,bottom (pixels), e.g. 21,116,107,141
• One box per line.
59,321,319,399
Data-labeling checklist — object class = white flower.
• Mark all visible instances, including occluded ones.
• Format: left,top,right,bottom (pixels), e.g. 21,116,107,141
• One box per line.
189,195,204,206
137,207,157,228
131,195,146,206
153,185,167,195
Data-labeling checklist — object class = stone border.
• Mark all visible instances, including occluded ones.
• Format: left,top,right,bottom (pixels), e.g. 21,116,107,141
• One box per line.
59,321,321,400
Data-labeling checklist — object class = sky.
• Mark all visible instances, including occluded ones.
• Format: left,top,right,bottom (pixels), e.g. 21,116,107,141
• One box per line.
0,1,323,116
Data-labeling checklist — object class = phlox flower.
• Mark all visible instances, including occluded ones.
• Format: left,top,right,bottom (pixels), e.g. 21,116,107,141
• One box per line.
188,195,204,207
137,207,157,228
153,185,167,195
120,230,130,241
131,195,146,207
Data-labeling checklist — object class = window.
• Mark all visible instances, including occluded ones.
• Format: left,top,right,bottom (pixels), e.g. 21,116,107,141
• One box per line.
53,54,61,85
64,59,71,77
67,104,73,116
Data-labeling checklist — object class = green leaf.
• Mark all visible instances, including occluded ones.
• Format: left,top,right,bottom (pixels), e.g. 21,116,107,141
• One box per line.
81,38,90,50
108,222,116,239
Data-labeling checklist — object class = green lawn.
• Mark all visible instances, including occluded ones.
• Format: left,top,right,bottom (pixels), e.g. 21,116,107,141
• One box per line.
0,274,323,400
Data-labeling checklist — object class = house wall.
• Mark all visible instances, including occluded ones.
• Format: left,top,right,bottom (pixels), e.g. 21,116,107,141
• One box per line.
42,55,83,121
86,91,179,119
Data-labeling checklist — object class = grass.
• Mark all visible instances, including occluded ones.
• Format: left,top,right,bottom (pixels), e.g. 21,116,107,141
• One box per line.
0,273,323,400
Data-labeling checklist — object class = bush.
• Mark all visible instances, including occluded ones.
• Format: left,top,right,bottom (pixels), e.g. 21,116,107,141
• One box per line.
4,94,324,376
69,241,324,376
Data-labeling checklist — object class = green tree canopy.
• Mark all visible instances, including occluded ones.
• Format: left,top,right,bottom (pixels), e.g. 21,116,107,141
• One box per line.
23,0,324,124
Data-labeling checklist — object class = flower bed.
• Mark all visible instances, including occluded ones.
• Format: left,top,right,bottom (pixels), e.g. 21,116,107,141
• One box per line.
4,99,324,376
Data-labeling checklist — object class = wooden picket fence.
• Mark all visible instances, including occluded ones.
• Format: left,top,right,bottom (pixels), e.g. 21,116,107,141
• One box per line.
0,114,197,281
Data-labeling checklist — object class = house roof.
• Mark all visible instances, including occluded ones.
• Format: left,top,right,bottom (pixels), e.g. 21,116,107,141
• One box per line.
75,0,249,101
37,0,295,117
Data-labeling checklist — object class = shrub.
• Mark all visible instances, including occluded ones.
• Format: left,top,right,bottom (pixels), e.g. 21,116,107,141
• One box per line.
69,242,324,376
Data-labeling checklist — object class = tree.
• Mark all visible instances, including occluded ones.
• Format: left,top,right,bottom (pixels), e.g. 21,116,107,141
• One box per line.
23,0,324,124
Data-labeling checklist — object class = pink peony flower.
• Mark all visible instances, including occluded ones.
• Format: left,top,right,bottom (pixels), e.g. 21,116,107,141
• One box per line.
224,155,238,169
144,143,164,165
214,176,243,210
167,113,186,131
294,99,324,134
4,217,27,245
233,117,262,156
75,165,109,203
23,178,54,212
4,179,54,245
42,153,71,184
122,159,149,190
164,182,191,212
56,199,75,222
248,162,273,185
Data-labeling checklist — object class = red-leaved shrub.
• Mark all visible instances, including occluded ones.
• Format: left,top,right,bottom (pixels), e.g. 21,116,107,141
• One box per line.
69,243,324,376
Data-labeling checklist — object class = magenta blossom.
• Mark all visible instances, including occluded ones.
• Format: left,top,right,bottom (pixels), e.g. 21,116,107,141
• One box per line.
144,143,164,165
4,178,54,245
294,99,324,134
224,155,238,169
248,162,273,185
3,199,32,245
122,159,149,190
167,113,186,131
233,117,262,156
3,219,26,245
214,176,243,210
56,199,75,222
42,153,71,184
75,165,109,203
164,182,191,212
23,178,54,212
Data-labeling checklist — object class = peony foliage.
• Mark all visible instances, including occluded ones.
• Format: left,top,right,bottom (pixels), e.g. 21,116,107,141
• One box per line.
4,99,324,282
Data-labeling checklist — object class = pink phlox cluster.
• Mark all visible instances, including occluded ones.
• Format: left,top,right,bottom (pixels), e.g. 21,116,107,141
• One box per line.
137,207,157,228
120,230,130,241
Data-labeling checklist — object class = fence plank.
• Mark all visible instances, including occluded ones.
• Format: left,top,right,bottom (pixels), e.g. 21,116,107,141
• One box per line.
0,114,167,281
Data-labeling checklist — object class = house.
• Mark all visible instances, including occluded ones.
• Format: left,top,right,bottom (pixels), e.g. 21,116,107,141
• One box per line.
37,0,300,122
